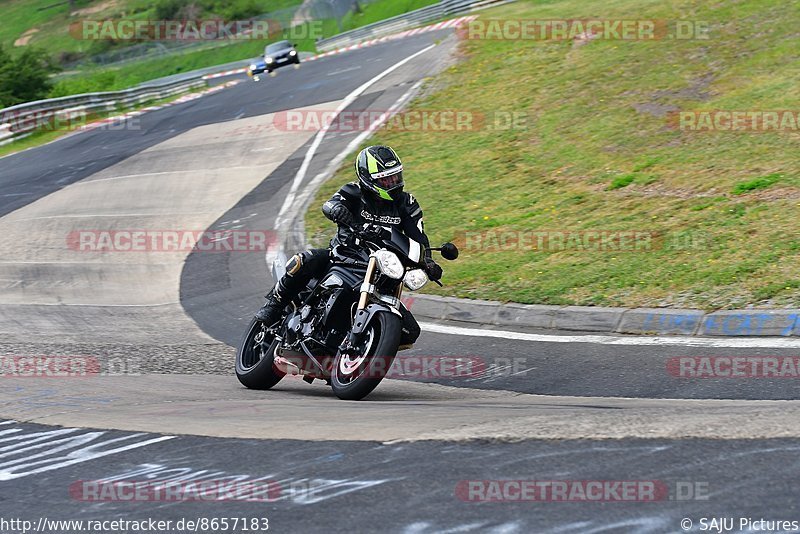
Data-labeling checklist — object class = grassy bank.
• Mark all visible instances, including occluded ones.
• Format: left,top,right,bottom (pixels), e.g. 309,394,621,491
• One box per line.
306,0,800,310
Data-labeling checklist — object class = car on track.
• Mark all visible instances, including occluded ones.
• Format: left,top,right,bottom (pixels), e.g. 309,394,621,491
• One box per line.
248,40,300,78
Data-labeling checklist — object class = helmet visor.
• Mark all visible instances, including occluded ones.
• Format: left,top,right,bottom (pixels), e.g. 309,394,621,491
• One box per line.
375,171,403,190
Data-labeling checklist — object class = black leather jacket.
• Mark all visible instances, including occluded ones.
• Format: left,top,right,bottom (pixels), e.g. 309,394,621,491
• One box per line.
322,182,431,257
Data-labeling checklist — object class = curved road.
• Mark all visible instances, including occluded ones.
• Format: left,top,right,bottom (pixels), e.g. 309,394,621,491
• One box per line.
0,28,798,533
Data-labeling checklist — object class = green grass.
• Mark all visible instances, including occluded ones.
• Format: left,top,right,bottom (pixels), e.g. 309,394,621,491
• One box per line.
306,0,800,311
732,172,783,195
608,173,635,190
310,0,438,41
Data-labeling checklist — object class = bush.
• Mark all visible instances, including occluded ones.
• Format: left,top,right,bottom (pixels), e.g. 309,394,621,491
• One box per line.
0,47,13,108
224,0,262,19
49,71,118,98
0,45,56,108
155,0,192,20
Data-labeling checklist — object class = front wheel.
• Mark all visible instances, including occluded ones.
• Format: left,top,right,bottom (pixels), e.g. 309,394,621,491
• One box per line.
331,312,401,400
236,317,285,389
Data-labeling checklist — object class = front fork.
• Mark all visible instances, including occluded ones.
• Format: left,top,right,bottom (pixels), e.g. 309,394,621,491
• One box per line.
344,257,404,352
357,256,377,311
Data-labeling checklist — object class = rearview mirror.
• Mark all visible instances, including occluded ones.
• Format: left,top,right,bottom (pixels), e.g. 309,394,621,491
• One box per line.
440,242,459,260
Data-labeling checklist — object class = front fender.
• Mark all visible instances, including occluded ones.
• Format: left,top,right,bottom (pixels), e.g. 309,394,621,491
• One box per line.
351,303,401,336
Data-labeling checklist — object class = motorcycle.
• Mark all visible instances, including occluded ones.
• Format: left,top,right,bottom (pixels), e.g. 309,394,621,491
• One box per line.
235,225,459,400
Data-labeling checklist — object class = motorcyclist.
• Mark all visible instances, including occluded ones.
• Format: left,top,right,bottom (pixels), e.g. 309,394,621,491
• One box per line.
255,145,442,347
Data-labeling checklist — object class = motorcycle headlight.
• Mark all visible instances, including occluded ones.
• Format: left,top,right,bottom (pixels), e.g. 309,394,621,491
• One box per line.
265,57,274,63
403,268,428,291
289,50,297,56
373,250,404,280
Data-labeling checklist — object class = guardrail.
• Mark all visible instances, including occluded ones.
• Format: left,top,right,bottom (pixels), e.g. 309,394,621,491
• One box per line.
0,77,206,146
315,0,513,51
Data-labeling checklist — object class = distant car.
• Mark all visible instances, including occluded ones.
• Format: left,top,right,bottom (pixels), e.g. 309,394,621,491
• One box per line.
248,40,300,78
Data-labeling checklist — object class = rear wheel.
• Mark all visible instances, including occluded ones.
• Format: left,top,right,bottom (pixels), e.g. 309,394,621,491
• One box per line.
331,312,401,400
236,317,285,389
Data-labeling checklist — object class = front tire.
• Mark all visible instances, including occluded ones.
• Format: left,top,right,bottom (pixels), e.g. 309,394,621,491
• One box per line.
236,317,285,389
331,312,401,400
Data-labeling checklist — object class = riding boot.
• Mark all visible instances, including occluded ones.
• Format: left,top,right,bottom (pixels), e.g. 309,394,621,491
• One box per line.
254,276,295,324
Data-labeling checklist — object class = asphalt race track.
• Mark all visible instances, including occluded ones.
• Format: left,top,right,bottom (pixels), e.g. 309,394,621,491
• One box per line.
1,28,799,533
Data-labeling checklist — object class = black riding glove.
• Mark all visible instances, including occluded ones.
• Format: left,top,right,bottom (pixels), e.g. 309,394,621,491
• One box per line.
424,258,443,281
330,204,355,228
361,224,386,241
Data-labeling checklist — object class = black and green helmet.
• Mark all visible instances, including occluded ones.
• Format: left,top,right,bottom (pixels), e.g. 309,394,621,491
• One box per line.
355,145,404,201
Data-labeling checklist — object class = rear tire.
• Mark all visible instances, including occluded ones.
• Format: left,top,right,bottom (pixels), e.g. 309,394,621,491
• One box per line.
331,312,401,400
236,317,285,389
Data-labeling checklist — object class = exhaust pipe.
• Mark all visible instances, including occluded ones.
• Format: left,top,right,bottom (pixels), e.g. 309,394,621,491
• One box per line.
274,355,302,375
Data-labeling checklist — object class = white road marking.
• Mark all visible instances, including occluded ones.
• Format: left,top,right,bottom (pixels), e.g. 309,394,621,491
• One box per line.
95,462,392,504
0,423,175,481
327,66,363,76
420,321,800,348
68,165,264,186
6,212,213,222
0,301,180,307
